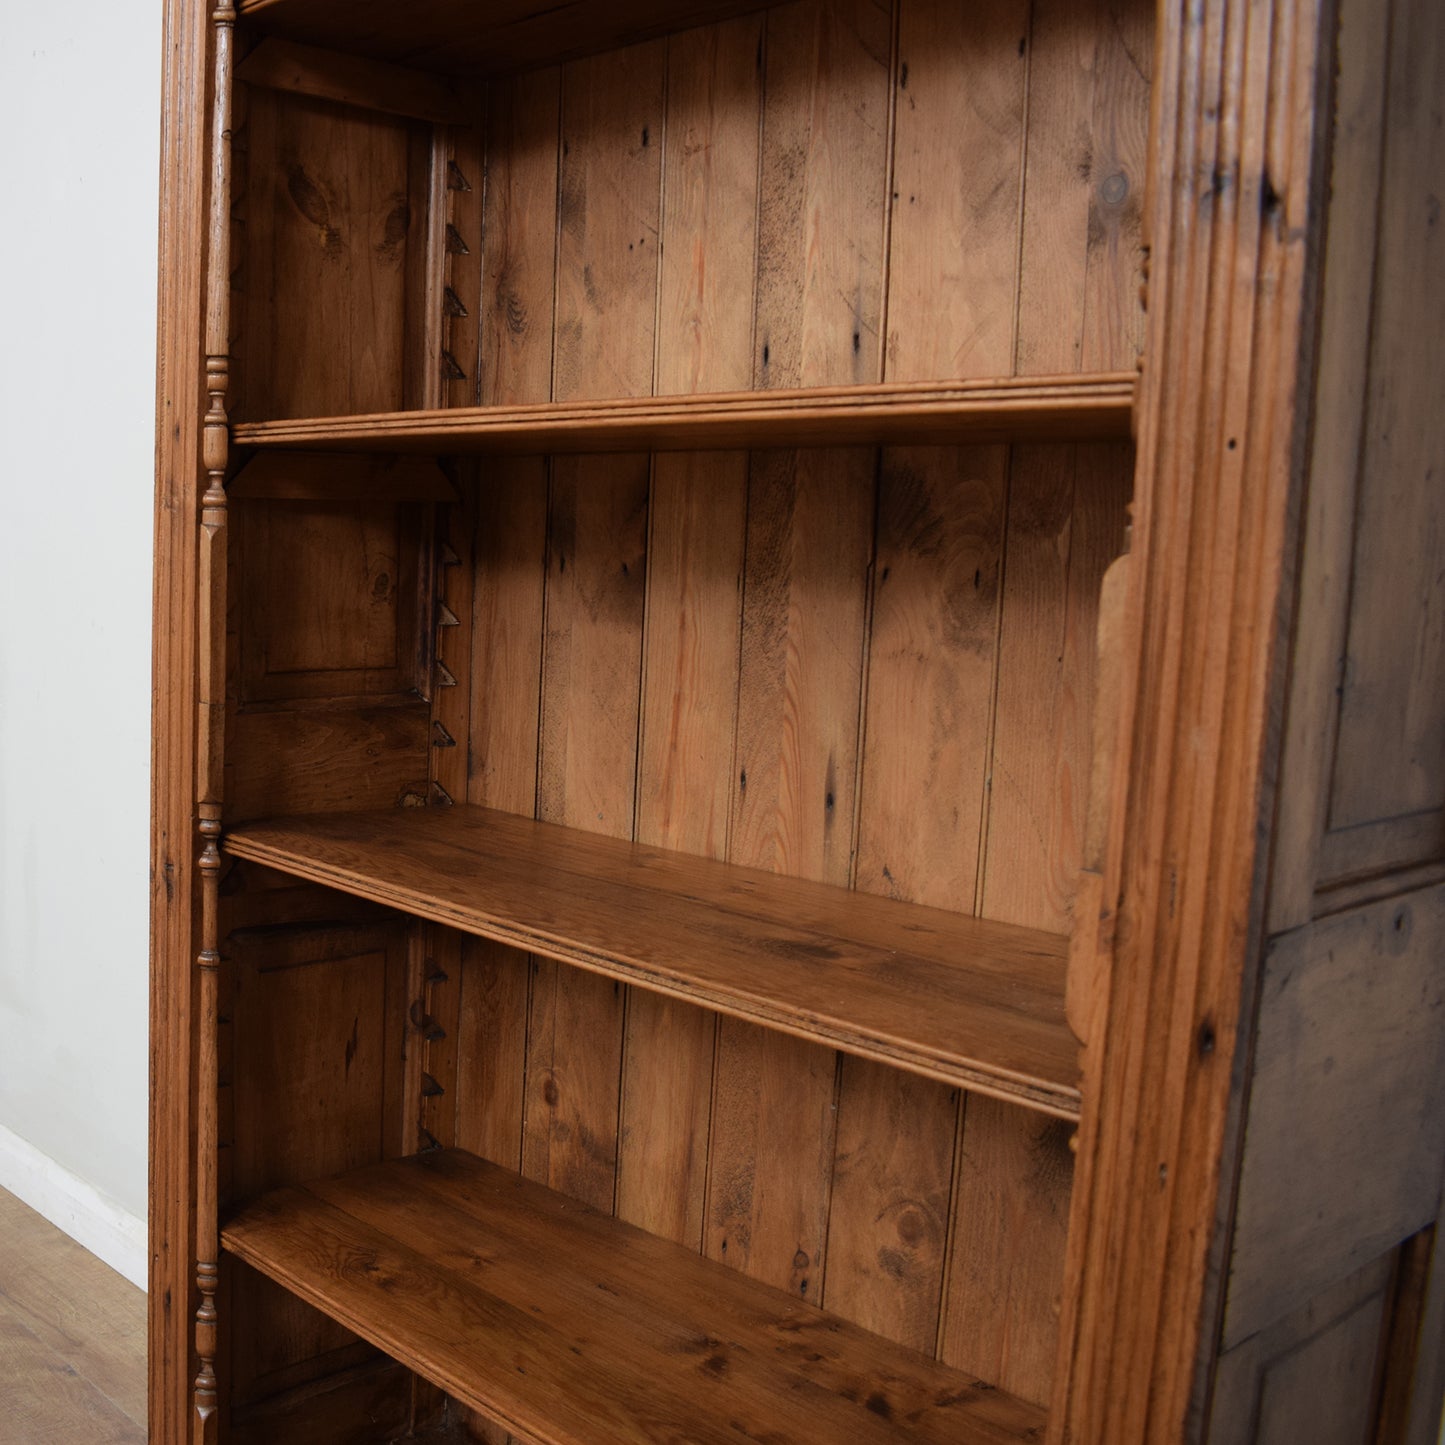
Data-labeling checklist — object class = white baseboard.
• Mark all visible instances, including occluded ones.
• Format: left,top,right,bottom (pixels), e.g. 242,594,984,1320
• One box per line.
0,1123,146,1291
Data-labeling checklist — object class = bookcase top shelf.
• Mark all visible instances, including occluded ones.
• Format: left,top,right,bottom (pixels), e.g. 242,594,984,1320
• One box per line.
230,374,1136,458
237,0,804,78
223,805,1082,1118
223,1149,1049,1445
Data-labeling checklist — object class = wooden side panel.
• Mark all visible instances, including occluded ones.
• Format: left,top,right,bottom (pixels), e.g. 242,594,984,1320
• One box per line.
1224,884,1445,1347
239,88,415,420
1208,1254,1395,1445
1327,0,1445,839
225,489,433,824
235,498,425,706
225,922,409,1409
1271,0,1445,912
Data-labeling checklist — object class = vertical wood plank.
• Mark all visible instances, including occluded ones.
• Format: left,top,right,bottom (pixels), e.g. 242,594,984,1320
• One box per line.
454,461,548,1173
704,1024,840,1301
885,0,1029,382
982,443,1131,931
618,454,748,1243
616,10,756,1255
854,445,1008,910
1079,0,1151,373
635,456,748,863
1014,0,1150,377
480,69,561,407
754,0,892,389
841,438,1006,1355
822,1058,957,1351
942,1097,1076,1403
536,458,650,838
245,93,412,419
1013,0,1098,377
730,449,874,883
554,44,666,401
524,456,649,1209
705,447,874,1296
656,16,765,395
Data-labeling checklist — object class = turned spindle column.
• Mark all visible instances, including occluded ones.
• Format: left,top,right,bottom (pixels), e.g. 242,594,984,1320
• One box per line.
193,4,235,1439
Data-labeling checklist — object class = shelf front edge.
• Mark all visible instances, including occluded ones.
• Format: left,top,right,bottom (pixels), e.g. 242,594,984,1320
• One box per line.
231,374,1137,456
222,809,1082,1120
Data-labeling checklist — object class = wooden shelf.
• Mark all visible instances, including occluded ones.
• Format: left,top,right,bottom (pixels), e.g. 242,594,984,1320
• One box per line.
230,375,1136,458
222,1149,1048,1445
237,0,811,78
223,805,1081,1117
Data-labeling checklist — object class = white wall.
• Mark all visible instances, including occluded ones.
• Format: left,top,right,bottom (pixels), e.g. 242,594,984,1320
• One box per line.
0,0,159,1288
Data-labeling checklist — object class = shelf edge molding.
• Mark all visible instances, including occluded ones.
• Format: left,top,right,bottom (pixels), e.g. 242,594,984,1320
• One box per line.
222,805,1082,1119
222,1149,1050,1445
231,373,1137,456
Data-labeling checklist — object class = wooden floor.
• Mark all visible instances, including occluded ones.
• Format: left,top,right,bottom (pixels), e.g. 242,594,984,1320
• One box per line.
0,1187,146,1444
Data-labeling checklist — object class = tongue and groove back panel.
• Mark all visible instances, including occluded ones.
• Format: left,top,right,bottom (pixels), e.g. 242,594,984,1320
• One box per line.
220,0,1149,1433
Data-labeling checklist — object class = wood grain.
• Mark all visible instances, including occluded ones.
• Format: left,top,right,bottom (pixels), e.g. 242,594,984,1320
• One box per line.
1265,0,1392,928
526,456,649,1207
240,89,414,420
754,0,892,388
655,16,764,394
236,37,475,123
704,1025,840,1299
227,704,430,821
480,69,561,407
619,453,747,1242
223,804,1080,1113
1224,884,1445,1346
821,1058,957,1351
886,0,1028,381
1208,1253,1395,1445
231,373,1137,452
224,1150,1048,1445
855,445,1007,911
982,443,1131,932
553,43,665,401
235,0,789,78
1327,0,1445,836
730,448,875,885
942,1098,1074,1405
453,460,549,1176
1052,0,1336,1438
0,1189,147,1441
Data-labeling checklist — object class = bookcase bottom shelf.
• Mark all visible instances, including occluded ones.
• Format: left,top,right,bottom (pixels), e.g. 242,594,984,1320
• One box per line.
222,1150,1047,1445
